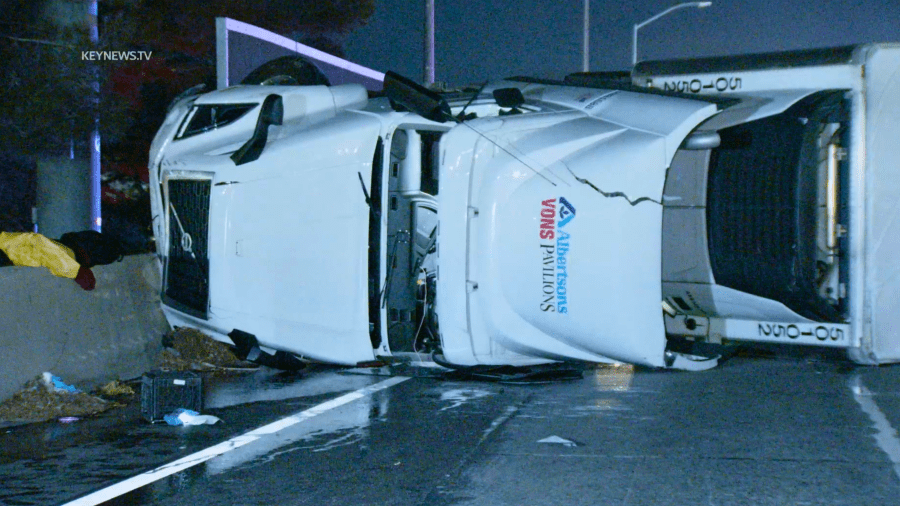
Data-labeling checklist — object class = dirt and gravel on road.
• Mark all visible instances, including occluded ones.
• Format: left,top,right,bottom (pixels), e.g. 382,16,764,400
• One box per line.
0,328,255,425
158,327,253,372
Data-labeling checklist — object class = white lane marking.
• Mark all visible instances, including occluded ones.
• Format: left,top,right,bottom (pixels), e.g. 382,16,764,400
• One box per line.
849,375,900,480
479,405,518,444
61,376,410,506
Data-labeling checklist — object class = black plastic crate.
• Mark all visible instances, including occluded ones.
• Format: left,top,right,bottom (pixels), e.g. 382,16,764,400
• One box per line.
141,370,202,423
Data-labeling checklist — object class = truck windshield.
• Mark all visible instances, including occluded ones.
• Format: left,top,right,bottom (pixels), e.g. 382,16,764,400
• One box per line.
176,103,257,139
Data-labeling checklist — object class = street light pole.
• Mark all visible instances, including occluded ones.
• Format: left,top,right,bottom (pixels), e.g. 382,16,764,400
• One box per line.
424,0,435,85
632,1,712,67
582,0,590,72
87,0,102,231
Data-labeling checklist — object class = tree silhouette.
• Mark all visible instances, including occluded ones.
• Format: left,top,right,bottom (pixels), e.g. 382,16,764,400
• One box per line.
0,0,375,156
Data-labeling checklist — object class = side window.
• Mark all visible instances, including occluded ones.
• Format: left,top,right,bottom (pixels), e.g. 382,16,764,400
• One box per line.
388,128,442,196
411,203,438,271
420,131,441,196
390,129,408,174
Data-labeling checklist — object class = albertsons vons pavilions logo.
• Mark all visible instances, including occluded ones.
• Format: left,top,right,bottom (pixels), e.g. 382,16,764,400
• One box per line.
538,197,576,314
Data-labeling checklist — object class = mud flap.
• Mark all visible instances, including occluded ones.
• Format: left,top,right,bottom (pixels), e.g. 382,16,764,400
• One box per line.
228,329,306,371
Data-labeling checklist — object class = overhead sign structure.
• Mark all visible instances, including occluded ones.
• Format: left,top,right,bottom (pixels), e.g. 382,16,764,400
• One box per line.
215,17,385,91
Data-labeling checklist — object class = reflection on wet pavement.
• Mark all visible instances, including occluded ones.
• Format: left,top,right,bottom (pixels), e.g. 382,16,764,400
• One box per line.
590,363,635,392
204,389,389,475
439,388,493,411
204,368,380,408
0,367,404,506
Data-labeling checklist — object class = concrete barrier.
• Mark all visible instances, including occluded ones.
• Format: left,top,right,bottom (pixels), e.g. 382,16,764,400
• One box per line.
0,254,168,403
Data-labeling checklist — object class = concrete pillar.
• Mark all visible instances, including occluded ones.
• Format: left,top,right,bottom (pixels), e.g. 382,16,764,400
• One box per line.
35,156,92,239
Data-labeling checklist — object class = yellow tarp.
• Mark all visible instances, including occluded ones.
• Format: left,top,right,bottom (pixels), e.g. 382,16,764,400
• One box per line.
0,232,80,279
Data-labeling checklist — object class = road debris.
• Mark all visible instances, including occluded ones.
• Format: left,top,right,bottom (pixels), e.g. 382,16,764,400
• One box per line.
537,435,579,447
43,372,80,393
159,327,256,372
0,374,117,424
163,408,220,426
99,380,135,397
432,355,584,383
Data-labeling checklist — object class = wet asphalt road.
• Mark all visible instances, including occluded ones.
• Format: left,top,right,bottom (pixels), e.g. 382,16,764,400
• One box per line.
3,345,900,506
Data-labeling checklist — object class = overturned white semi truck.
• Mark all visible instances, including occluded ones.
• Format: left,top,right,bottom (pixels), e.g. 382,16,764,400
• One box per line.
148,43,900,371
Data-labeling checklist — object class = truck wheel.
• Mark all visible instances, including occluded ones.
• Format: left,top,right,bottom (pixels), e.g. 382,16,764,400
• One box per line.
240,56,330,87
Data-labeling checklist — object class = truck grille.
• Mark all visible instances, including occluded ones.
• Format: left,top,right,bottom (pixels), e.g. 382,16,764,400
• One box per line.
164,178,211,318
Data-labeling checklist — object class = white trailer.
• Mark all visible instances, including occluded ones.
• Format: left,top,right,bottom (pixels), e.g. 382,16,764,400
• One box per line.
619,43,900,365
148,43,900,370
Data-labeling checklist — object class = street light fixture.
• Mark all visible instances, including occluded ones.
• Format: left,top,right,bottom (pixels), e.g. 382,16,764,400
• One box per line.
632,2,712,67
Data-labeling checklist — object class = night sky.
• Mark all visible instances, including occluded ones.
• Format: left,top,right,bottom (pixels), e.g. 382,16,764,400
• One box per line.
343,0,900,86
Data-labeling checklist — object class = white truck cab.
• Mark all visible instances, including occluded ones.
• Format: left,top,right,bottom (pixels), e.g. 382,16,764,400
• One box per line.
148,43,900,370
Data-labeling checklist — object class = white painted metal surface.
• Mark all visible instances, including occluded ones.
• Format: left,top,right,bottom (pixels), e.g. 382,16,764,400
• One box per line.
856,44,900,363
152,84,382,364
437,86,717,367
